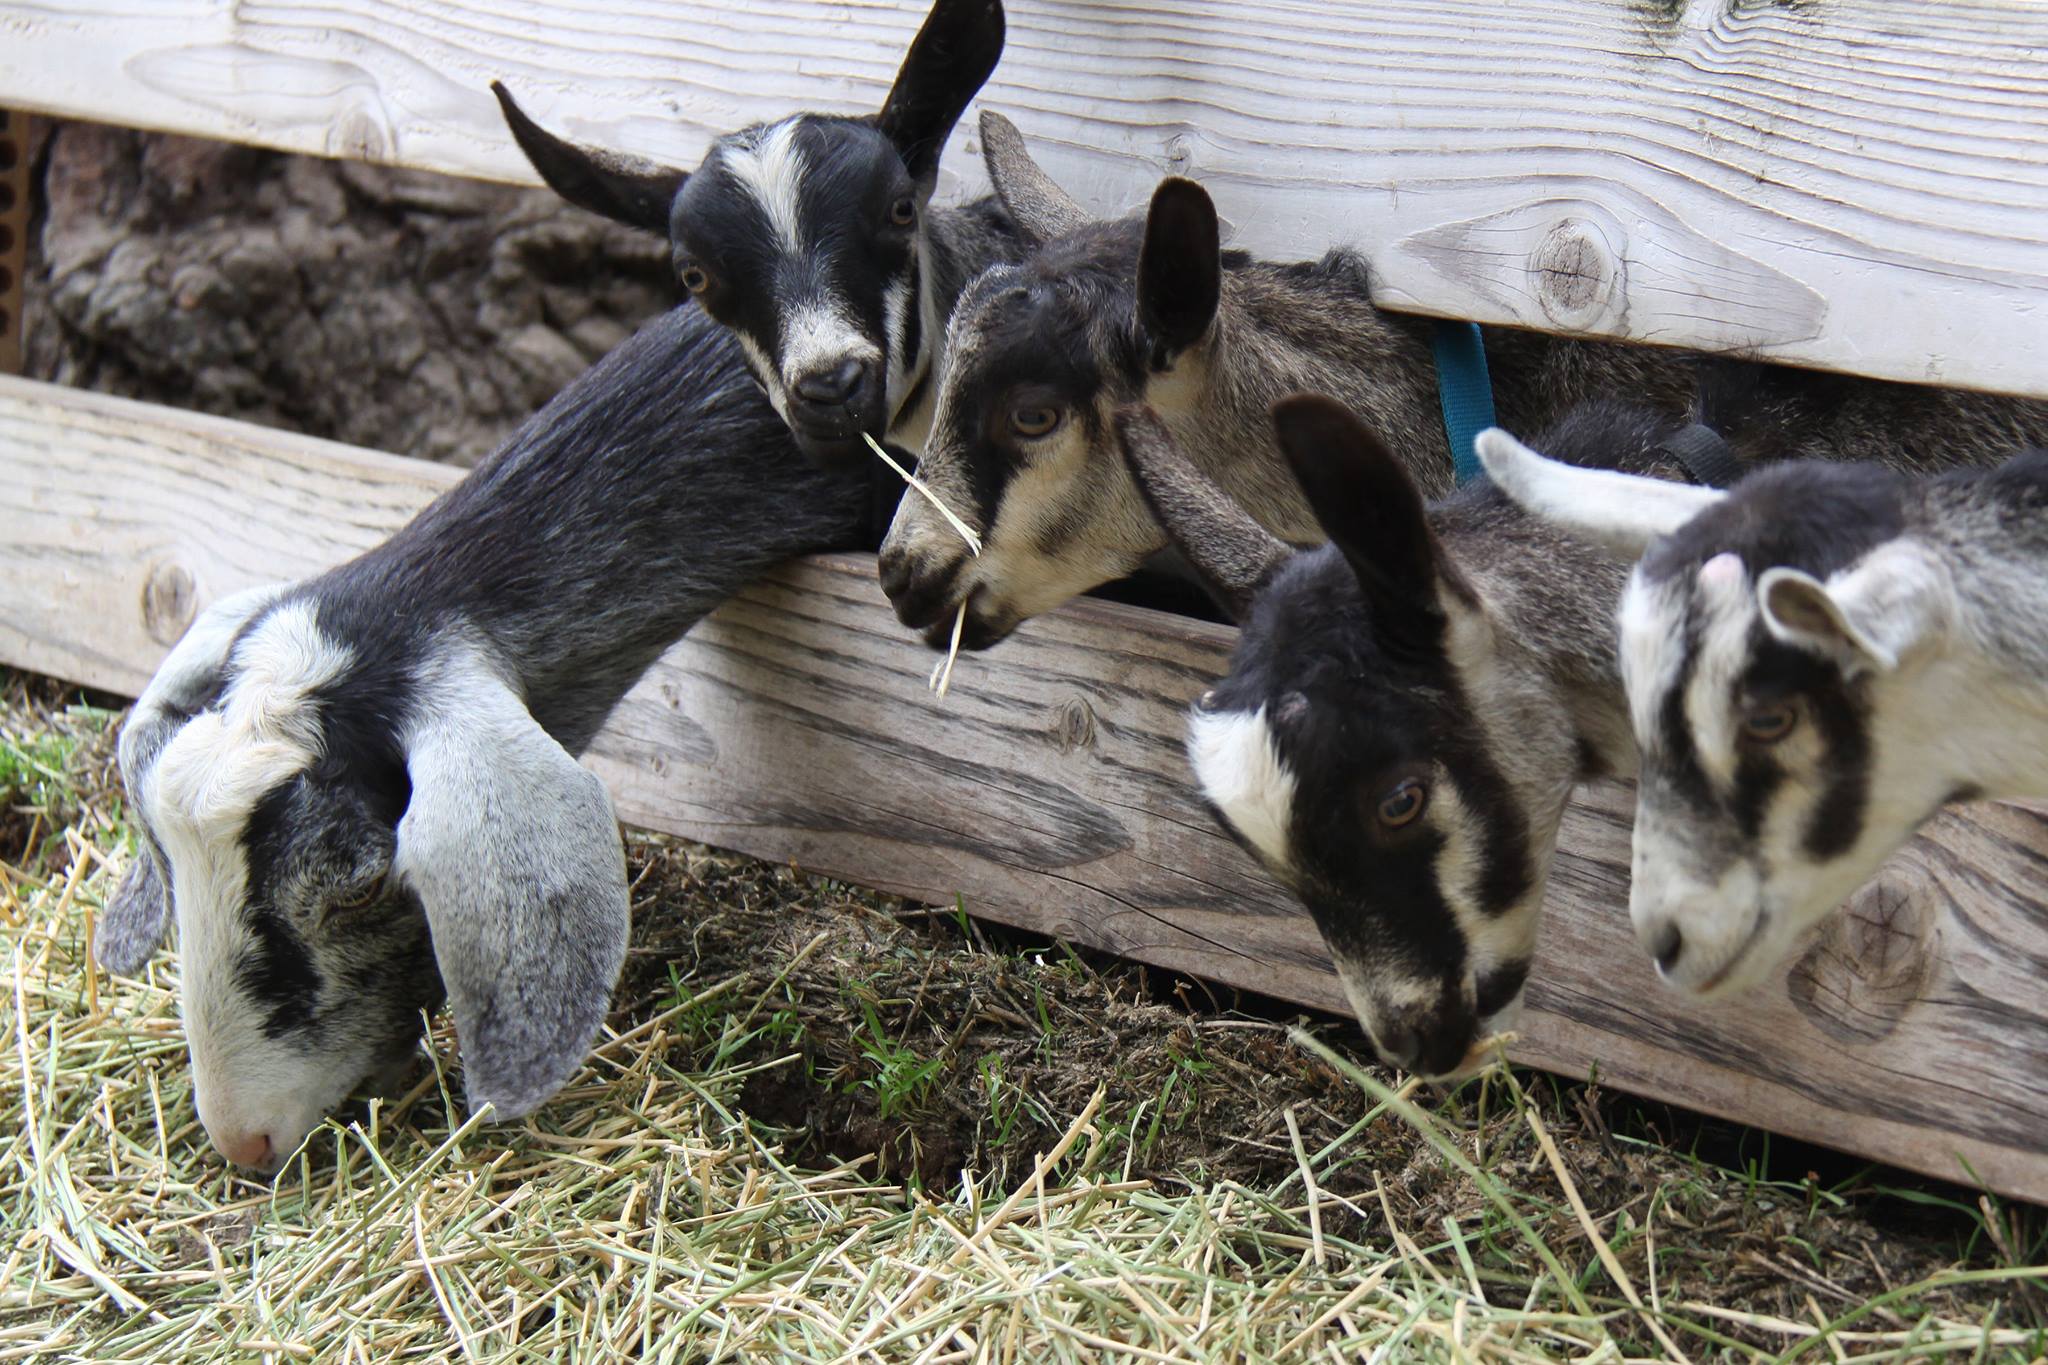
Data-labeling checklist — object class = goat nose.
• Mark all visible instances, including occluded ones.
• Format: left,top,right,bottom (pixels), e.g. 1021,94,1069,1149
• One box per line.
1373,1020,1423,1074
212,1128,277,1170
1647,920,1685,975
877,544,913,601
793,358,868,406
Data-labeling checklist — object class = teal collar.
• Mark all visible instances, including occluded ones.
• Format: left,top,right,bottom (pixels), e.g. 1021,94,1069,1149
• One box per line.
1432,320,1495,485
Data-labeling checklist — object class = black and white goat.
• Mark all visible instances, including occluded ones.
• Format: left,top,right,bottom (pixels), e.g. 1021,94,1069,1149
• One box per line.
1117,397,1707,1077
101,305,877,1172
1479,433,2048,997
880,116,2048,650
493,0,1020,465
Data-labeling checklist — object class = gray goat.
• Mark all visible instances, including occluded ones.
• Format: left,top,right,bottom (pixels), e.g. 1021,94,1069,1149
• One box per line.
102,305,878,1171
493,0,1021,465
1480,432,2048,997
881,115,2048,651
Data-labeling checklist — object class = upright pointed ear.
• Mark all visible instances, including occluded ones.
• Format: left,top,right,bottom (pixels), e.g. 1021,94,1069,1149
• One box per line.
1272,395,1453,641
101,583,285,974
491,82,686,235
979,110,1088,246
1137,178,1221,369
1476,427,1722,560
1759,544,1952,675
878,0,1007,187
396,655,629,1119
1115,404,1291,621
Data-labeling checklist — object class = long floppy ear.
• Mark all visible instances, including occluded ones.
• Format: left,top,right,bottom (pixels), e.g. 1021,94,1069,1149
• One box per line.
396,654,628,1119
1115,404,1289,621
1272,395,1450,646
979,110,1088,246
1476,427,1723,559
99,584,284,974
1760,544,1952,675
1137,178,1222,370
491,82,686,235
878,0,1006,187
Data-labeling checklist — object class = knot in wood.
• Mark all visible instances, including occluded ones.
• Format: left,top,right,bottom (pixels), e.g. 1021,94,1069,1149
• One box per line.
1053,696,1098,753
1785,865,1937,1044
141,562,197,646
327,109,391,163
1530,218,1621,331
1164,134,1193,174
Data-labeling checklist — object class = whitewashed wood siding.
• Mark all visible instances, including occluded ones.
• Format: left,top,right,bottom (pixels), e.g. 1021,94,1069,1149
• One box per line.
3,1,2045,396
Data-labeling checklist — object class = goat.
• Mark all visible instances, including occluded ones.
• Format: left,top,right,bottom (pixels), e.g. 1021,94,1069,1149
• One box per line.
492,0,1021,466
1478,433,2048,997
880,115,2048,651
99,304,881,1172
1116,396,1713,1077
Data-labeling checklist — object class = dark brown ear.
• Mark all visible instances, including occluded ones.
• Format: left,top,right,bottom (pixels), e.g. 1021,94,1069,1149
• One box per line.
492,82,686,234
1137,178,1222,368
878,0,1007,187
979,110,1088,246
1272,395,1454,647
1115,404,1290,622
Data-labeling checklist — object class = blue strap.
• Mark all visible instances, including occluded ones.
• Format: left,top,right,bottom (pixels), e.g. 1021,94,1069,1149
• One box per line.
1432,320,1496,486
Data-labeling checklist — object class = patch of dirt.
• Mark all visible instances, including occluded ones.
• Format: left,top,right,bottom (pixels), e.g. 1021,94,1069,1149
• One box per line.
23,117,673,465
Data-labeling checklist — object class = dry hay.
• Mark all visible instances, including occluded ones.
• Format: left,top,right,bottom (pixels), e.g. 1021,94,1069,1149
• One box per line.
2,669,2044,1363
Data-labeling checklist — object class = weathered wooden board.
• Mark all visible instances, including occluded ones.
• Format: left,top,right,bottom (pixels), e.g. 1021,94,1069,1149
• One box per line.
3,2,2047,398
5,371,2047,1200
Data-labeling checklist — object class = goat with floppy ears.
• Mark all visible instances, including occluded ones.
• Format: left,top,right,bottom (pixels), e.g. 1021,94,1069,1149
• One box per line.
101,305,881,1172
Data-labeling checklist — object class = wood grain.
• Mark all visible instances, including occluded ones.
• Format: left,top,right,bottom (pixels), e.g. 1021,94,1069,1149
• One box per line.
2,2,2046,397
5,372,2048,1200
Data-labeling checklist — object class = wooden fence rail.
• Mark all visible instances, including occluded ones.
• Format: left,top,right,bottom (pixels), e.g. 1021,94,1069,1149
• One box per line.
6,371,2046,1202
3,2,2048,397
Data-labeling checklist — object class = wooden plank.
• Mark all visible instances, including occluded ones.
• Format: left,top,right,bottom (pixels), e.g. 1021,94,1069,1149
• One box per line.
7,372,2048,1200
4,3,2047,398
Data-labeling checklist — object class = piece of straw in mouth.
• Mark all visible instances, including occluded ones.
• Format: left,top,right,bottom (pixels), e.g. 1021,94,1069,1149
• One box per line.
865,432,978,698
1457,1030,1519,1074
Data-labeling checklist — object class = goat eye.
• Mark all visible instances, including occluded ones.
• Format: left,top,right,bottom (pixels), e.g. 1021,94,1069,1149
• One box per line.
679,265,710,294
1009,405,1061,439
1376,779,1428,829
330,874,385,912
1741,703,1798,744
889,196,917,227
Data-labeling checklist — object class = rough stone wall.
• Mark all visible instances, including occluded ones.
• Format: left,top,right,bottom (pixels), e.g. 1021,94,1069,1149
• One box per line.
23,120,675,465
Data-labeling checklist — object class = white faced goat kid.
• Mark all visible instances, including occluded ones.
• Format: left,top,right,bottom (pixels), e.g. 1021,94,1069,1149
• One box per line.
1117,396,1724,1077
102,305,875,1172
1479,434,2048,997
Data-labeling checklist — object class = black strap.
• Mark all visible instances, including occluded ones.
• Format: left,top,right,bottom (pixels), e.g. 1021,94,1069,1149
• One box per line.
1655,423,1742,489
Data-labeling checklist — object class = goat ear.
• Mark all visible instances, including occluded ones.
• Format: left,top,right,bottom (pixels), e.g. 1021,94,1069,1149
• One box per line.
1476,427,1722,560
1137,178,1222,368
491,82,686,235
1759,546,1951,675
105,583,285,973
396,654,628,1121
1272,395,1451,638
878,0,1006,187
95,847,169,976
1115,404,1290,622
979,110,1088,246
